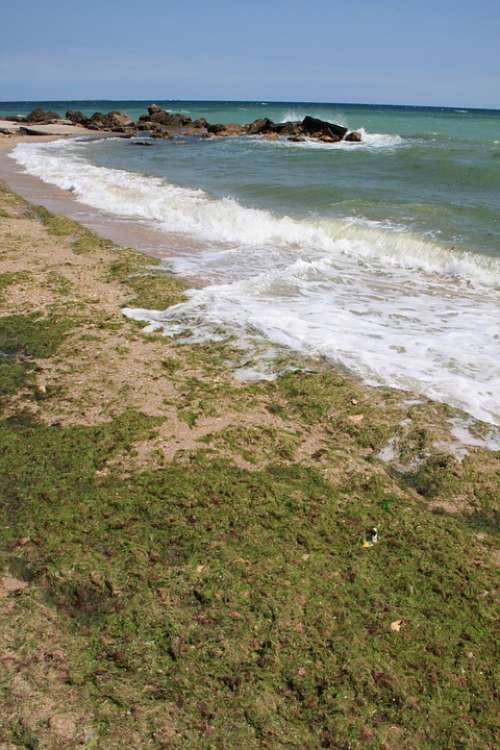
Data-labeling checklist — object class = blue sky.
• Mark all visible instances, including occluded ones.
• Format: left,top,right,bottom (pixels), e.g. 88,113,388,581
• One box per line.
1,0,498,107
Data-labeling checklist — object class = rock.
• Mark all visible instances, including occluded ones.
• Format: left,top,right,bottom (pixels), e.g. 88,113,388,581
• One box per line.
19,126,53,136
85,111,135,130
319,133,341,143
148,111,170,125
87,111,106,126
148,110,192,127
345,130,362,142
192,118,209,129
131,141,154,146
148,103,162,116
218,123,244,136
207,123,226,135
274,121,301,136
288,135,305,142
106,111,134,128
301,115,347,140
246,117,274,135
263,132,279,140
25,108,61,123
65,110,86,124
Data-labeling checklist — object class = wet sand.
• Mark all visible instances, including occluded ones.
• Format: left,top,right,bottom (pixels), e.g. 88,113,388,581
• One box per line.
0,134,208,265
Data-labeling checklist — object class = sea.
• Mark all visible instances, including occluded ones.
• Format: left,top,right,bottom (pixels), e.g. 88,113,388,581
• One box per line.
3,100,500,426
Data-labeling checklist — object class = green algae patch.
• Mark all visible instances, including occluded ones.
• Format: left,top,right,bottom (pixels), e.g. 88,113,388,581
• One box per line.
1,427,498,749
0,313,75,358
30,204,82,237
30,203,115,255
109,250,187,310
0,357,33,397
208,424,301,464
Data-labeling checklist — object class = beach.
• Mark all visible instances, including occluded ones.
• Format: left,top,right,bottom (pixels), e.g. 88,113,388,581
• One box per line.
3,101,500,428
0,119,499,748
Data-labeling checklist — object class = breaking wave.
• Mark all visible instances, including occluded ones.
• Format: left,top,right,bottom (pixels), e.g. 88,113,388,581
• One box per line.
10,139,498,286
10,138,500,425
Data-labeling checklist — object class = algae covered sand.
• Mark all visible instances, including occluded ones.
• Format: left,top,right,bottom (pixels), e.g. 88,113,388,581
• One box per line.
0,182,498,750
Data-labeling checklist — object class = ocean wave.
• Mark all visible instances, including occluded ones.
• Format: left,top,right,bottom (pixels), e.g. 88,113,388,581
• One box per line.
11,139,500,288
269,127,404,150
124,250,500,425
11,138,500,425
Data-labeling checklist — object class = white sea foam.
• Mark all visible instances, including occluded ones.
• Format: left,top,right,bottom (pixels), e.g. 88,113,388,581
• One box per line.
268,127,404,151
10,138,500,426
279,109,348,128
11,139,497,284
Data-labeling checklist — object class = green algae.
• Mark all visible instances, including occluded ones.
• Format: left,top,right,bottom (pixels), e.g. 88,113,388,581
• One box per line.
0,313,75,358
1,416,498,749
0,189,498,750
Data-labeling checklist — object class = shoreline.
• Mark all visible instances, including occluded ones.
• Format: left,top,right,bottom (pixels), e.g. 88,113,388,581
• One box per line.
2,132,500,431
0,178,498,748
0,133,210,264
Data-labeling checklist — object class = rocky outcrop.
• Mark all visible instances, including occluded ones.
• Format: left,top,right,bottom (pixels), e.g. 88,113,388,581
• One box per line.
273,121,302,137
25,108,62,124
301,116,347,140
217,123,244,136
66,110,86,124
192,118,209,129
245,117,275,135
207,123,226,135
345,131,362,142
15,102,361,145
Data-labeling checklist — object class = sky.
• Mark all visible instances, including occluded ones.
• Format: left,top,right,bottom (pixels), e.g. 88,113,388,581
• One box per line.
1,0,499,108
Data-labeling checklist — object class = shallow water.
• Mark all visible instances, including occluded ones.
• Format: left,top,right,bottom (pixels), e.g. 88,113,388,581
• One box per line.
8,100,500,425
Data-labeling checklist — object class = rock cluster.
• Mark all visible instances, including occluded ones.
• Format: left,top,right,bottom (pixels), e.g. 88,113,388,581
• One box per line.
7,105,362,143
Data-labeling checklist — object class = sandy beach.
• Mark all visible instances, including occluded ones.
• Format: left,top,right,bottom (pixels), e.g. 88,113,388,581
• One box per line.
0,141,498,748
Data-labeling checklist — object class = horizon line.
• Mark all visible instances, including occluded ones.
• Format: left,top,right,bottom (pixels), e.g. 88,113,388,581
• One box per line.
0,97,499,113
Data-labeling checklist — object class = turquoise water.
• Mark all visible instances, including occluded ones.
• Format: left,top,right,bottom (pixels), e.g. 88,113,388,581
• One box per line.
4,99,498,256
8,101,500,426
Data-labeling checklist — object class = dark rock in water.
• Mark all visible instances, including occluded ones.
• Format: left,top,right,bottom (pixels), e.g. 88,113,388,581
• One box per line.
288,135,306,142
218,123,244,136
168,113,193,127
274,121,301,136
148,111,170,125
148,110,192,127
106,111,135,128
301,116,347,140
3,115,24,122
246,117,274,135
207,123,226,134
192,118,209,129
319,133,341,143
66,110,86,124
26,108,62,123
148,103,162,116
85,111,135,130
345,131,362,142
131,140,154,146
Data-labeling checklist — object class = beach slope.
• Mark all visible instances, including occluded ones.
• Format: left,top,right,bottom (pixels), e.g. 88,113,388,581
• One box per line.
0,181,498,749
